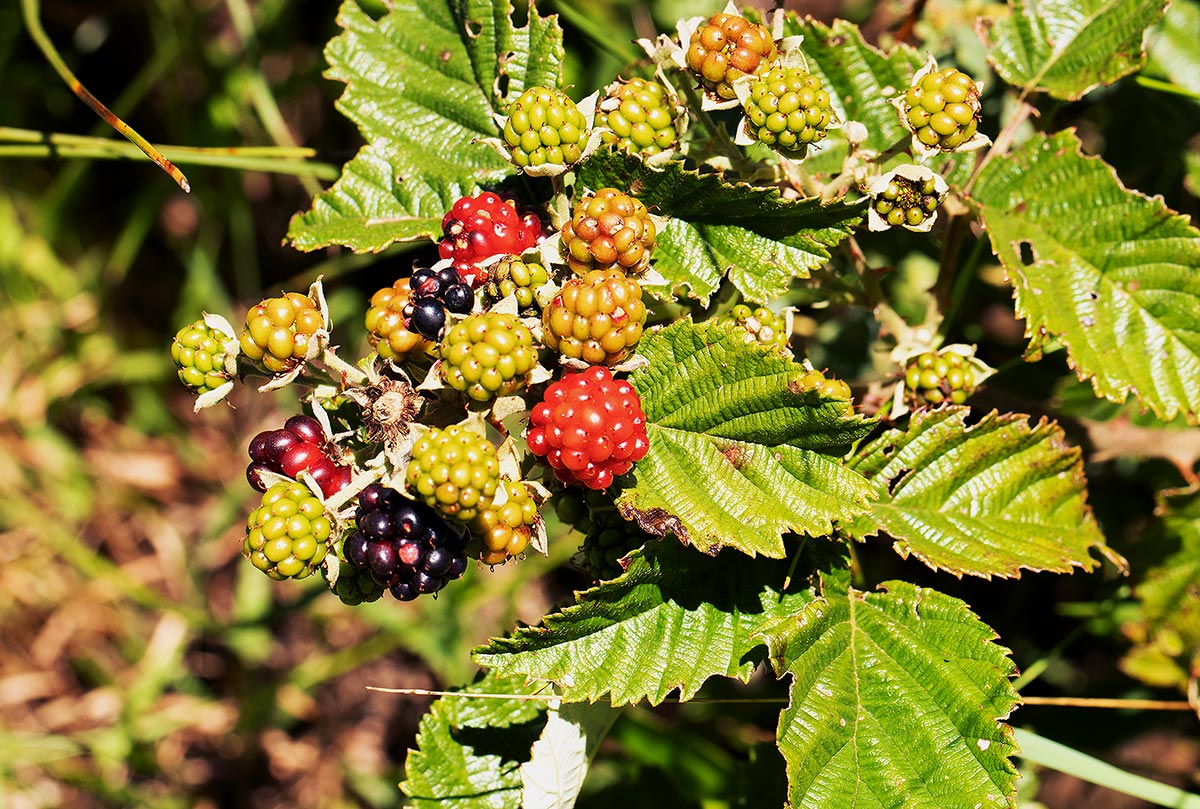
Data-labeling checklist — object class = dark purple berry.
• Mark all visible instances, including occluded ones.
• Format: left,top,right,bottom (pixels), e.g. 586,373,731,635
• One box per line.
436,267,459,289
393,502,423,536
358,483,387,511
366,540,399,579
424,547,452,576
255,429,302,464
390,581,418,601
414,571,444,594
246,461,273,492
361,509,394,540
345,531,369,567
411,268,438,295
411,299,446,340
448,555,468,578
285,414,326,445
443,284,474,314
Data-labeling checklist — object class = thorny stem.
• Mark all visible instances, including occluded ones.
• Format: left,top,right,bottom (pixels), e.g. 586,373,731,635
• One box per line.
20,0,191,192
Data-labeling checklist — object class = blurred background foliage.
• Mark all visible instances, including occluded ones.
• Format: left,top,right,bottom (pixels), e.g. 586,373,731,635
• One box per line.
1,0,1199,807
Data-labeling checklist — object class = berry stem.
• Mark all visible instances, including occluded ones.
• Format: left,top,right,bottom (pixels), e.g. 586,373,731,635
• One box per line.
667,70,759,177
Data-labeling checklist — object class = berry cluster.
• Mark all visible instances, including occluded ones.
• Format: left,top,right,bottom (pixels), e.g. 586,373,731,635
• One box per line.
871,174,942,229
718,304,789,352
502,86,590,170
440,312,537,402
527,366,650,490
901,67,982,151
596,78,680,157
239,292,324,374
543,269,646,366
343,483,468,601
406,425,501,521
365,278,437,362
405,265,475,341
742,65,837,152
904,351,975,405
686,12,776,102
244,481,332,580
247,415,352,499
484,255,549,314
560,188,657,275
578,493,651,581
171,319,233,394
794,368,855,416
438,192,543,285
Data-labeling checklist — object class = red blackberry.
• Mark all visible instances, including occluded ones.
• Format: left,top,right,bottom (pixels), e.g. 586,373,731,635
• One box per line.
437,192,543,285
246,415,352,499
526,366,650,490
343,483,469,601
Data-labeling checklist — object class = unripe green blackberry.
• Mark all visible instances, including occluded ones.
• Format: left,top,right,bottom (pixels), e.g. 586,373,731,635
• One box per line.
439,312,537,402
596,78,680,156
871,174,943,229
502,86,589,170
686,12,777,102
239,292,324,374
717,304,789,352
561,188,657,275
484,255,549,314
406,424,501,522
901,67,982,151
471,480,540,565
543,269,647,366
904,350,975,405
171,319,233,394
579,494,650,581
244,481,332,580
742,65,837,153
366,278,438,362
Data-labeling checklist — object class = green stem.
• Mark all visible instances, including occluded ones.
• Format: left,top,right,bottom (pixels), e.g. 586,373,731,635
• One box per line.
669,72,758,177
1135,75,1200,101
19,0,190,191
1011,621,1087,692
937,235,988,339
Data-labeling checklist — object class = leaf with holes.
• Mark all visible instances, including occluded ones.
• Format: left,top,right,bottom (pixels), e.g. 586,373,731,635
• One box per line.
576,151,863,304
844,407,1121,578
981,0,1168,100
400,673,547,809
973,130,1200,424
474,538,821,706
614,320,876,558
287,0,563,252
767,572,1020,808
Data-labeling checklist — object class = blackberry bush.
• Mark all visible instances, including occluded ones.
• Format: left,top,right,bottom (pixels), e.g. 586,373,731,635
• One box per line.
543,269,646,366
176,0,1181,803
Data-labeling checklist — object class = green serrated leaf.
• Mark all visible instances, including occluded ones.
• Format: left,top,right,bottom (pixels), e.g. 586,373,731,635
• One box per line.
616,320,875,558
474,538,818,706
576,151,863,304
767,575,1020,809
287,0,563,252
845,406,1119,579
982,0,1168,100
401,673,547,808
1121,485,1200,691
780,17,924,154
973,129,1200,423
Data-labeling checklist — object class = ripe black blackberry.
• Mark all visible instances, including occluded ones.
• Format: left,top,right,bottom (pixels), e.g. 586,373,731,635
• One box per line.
343,483,469,601
403,266,476,340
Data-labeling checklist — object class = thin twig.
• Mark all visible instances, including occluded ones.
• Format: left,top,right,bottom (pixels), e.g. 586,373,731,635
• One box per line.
19,0,191,192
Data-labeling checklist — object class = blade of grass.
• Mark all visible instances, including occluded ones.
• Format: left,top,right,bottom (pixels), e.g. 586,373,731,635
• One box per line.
1015,728,1200,808
19,0,191,192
